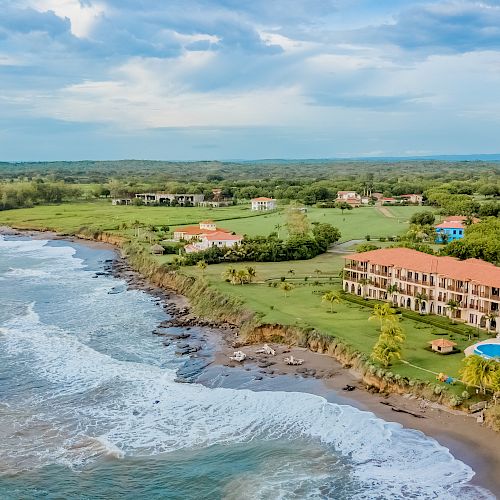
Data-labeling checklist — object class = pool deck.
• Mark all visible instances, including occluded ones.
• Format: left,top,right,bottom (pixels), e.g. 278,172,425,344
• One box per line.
464,337,500,357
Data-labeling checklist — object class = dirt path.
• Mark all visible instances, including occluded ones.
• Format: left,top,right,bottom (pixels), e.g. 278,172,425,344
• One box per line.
376,204,395,218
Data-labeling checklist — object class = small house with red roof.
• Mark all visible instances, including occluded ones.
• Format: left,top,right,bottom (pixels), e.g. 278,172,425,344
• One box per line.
251,197,276,211
435,216,479,243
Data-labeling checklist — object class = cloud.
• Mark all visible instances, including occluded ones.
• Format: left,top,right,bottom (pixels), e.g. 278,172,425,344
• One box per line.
0,0,500,159
355,1,500,53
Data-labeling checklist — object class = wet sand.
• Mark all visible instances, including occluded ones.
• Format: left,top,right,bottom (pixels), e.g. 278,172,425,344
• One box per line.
212,341,500,496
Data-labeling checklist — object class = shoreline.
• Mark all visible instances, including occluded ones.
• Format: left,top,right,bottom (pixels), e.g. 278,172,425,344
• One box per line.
1,227,499,495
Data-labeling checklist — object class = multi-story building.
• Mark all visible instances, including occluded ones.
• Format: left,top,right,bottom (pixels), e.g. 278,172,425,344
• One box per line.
342,247,500,334
251,197,276,211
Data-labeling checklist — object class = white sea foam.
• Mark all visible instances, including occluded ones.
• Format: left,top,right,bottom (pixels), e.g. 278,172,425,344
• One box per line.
0,306,494,499
6,268,51,278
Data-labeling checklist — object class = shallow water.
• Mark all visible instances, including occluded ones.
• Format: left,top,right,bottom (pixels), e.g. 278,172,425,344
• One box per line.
0,235,494,499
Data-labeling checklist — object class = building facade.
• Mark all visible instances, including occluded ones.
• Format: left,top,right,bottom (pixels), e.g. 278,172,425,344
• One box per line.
435,221,464,242
251,197,276,211
343,247,500,334
135,193,205,206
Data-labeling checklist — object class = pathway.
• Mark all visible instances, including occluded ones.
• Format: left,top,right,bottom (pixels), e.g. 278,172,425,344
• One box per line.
376,203,395,218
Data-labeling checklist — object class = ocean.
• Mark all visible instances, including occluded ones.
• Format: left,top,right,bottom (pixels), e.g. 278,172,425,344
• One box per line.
0,235,493,499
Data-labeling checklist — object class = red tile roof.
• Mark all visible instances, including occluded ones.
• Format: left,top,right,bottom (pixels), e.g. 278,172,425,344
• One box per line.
251,197,275,201
436,221,464,229
174,225,230,235
429,339,457,347
202,232,243,241
344,247,500,287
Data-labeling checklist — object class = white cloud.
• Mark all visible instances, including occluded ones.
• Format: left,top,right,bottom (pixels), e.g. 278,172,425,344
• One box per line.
29,0,106,38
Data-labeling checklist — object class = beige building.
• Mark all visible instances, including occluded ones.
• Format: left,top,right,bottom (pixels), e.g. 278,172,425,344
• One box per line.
343,248,500,334
251,197,276,211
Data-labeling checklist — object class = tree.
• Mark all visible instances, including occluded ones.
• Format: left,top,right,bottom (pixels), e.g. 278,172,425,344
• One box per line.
321,290,343,313
311,223,341,246
371,339,402,367
280,282,295,297
274,223,283,239
410,211,435,226
369,303,398,330
485,311,498,331
196,260,207,274
335,201,352,214
357,243,380,253
414,292,428,314
460,355,500,394
446,299,460,323
223,266,238,285
386,284,399,303
379,322,406,344
245,266,256,283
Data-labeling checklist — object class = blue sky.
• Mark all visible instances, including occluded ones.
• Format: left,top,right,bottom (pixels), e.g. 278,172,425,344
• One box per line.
1,0,500,160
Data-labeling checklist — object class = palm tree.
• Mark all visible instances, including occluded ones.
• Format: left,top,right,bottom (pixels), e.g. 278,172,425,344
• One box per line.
460,355,500,394
322,291,342,313
196,260,207,275
280,282,295,298
314,269,322,278
236,269,250,285
485,311,498,331
380,322,406,344
245,266,256,283
369,303,398,330
371,339,402,368
414,292,428,314
274,223,283,239
222,266,238,285
287,269,295,277
446,299,460,323
359,278,370,298
386,284,398,303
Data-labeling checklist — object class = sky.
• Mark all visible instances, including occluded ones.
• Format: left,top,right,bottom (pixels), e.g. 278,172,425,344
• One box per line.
1,0,500,161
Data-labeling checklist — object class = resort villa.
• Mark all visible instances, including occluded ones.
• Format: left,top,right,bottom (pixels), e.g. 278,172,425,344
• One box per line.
342,247,500,334
173,221,243,253
251,197,276,211
336,191,369,207
135,193,205,206
435,216,479,243
400,194,423,205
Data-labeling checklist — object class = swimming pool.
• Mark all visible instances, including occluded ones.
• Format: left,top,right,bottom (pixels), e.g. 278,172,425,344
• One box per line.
474,343,500,360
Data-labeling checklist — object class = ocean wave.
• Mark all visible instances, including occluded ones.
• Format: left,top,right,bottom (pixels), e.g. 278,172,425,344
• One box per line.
0,305,493,499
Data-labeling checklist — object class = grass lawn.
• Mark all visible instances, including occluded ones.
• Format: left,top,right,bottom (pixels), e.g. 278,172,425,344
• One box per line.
0,202,426,243
0,201,266,234
180,258,490,389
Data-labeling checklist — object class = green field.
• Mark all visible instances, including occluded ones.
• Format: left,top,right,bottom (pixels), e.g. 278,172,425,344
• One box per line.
180,261,489,387
0,201,263,234
0,201,426,242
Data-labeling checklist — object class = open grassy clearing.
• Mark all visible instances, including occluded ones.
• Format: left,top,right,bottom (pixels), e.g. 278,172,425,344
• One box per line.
0,201,427,242
0,201,266,234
